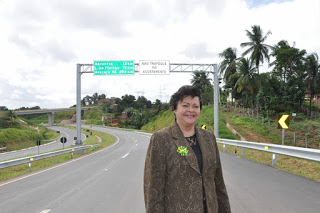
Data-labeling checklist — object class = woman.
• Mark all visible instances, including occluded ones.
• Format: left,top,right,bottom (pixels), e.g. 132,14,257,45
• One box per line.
144,85,231,213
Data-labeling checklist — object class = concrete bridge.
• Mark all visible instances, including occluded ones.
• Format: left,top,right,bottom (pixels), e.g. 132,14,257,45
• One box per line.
14,107,92,126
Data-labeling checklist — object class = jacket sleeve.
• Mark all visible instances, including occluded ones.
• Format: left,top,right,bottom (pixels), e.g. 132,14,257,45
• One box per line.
144,133,166,213
213,136,231,213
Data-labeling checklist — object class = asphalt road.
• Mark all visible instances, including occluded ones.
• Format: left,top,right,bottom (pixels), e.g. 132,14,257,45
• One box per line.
0,126,319,213
0,126,86,161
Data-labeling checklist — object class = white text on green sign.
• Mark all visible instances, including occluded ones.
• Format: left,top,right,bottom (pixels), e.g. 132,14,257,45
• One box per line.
93,61,135,75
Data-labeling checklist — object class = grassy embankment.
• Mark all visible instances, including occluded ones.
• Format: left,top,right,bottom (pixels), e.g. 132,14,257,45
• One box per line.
222,111,320,182
83,107,106,125
142,106,320,182
0,127,115,182
141,106,239,140
0,111,63,151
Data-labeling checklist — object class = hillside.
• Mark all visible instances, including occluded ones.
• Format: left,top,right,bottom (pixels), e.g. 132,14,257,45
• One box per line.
222,106,320,149
0,112,59,151
141,106,239,140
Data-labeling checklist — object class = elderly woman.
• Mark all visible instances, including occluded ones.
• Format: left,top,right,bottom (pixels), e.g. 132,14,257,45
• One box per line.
144,85,231,213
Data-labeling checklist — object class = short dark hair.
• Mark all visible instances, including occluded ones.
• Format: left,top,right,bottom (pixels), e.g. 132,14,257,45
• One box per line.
169,85,202,111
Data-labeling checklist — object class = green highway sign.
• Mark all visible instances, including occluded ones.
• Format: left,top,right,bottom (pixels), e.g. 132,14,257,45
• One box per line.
93,60,135,75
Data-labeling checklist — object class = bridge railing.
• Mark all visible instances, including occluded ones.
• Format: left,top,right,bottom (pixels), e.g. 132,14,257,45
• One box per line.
0,144,99,171
217,138,320,167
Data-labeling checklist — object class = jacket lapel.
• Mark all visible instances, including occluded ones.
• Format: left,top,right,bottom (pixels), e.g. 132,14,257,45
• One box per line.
170,122,200,175
195,127,210,177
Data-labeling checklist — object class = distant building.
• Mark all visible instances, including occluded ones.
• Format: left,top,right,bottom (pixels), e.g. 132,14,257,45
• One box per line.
305,93,320,108
119,112,128,120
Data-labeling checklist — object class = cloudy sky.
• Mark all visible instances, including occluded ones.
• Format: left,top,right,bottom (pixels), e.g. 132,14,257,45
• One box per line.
0,0,319,109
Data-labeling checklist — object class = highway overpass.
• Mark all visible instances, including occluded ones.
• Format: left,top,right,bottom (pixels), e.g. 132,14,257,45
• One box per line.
14,107,92,126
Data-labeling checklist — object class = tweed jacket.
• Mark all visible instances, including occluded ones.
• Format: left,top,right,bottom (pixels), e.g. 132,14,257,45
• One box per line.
144,122,231,213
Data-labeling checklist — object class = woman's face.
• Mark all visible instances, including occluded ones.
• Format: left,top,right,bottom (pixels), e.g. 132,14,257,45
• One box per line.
174,96,201,127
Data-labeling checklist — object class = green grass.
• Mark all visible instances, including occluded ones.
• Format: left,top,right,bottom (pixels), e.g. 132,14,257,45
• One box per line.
0,127,116,182
141,106,239,140
85,119,104,125
223,111,285,144
0,127,60,151
83,108,102,120
219,109,320,182
141,110,174,132
217,144,320,182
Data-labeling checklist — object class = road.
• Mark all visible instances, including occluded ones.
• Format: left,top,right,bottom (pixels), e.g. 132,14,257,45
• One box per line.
0,126,86,161
0,126,319,213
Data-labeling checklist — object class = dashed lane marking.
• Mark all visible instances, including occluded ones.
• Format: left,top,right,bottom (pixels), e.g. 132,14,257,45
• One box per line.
121,153,129,158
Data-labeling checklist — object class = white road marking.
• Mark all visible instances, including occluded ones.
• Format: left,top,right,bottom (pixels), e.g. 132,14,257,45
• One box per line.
40,209,51,213
0,135,120,188
121,153,129,158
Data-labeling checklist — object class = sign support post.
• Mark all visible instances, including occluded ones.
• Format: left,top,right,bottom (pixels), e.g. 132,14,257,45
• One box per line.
76,62,220,144
214,64,219,138
76,64,82,145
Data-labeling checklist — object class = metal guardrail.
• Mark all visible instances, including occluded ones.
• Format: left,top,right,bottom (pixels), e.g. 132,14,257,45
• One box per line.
217,138,320,167
0,144,99,171
0,147,6,151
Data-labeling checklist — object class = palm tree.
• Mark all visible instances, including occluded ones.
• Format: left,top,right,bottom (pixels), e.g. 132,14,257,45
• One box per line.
218,47,238,81
190,72,212,93
305,53,320,116
190,72,213,105
218,47,238,104
233,58,259,106
241,25,273,74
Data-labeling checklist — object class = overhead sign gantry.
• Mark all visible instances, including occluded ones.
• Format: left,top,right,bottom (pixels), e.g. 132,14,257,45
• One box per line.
76,61,220,145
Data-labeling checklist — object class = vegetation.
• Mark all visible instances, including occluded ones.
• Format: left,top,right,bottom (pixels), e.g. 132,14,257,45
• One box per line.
141,106,239,140
0,127,116,182
218,25,320,118
0,112,59,151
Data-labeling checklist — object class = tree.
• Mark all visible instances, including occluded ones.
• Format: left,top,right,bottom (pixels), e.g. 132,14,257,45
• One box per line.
92,93,99,105
305,53,320,115
152,99,162,115
218,47,238,104
98,94,106,100
241,25,273,74
270,40,307,111
270,40,307,82
233,58,259,106
121,94,136,108
135,96,148,109
219,47,238,81
190,72,213,105
6,110,17,126
0,106,8,111
83,95,92,105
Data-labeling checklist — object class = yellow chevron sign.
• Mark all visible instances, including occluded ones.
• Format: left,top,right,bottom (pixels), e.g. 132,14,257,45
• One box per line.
278,114,290,129
201,125,206,129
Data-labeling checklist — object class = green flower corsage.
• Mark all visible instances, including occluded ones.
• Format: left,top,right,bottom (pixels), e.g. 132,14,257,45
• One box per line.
177,146,189,156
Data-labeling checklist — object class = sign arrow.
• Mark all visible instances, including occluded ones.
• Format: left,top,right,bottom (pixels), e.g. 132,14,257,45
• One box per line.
278,114,289,129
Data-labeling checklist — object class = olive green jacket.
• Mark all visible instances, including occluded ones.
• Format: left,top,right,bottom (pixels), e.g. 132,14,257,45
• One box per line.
144,122,231,213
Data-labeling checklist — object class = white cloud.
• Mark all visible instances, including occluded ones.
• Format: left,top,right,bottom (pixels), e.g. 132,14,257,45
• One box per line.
0,0,319,109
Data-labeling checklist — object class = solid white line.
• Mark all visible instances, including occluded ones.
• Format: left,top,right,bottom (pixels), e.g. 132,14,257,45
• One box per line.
0,135,120,188
40,209,51,213
121,153,129,158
